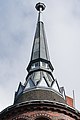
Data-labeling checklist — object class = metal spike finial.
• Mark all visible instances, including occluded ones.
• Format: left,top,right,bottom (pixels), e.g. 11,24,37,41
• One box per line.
35,2,46,12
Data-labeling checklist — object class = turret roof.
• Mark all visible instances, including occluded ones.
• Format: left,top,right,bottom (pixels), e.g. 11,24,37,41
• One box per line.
14,2,65,105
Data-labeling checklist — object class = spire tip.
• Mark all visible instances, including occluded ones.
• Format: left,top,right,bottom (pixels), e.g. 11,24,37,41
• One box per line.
35,2,46,11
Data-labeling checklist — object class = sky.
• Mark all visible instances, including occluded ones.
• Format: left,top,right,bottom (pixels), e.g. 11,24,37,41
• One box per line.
0,0,80,111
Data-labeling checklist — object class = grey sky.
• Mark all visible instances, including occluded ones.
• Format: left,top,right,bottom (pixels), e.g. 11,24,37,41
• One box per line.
0,0,80,111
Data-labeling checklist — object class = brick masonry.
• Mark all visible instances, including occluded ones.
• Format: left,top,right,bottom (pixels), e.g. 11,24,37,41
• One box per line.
9,110,76,120
0,101,80,120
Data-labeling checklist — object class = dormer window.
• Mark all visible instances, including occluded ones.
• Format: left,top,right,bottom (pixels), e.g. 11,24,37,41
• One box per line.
35,62,39,67
31,63,35,69
42,62,46,67
41,62,48,69
31,62,39,69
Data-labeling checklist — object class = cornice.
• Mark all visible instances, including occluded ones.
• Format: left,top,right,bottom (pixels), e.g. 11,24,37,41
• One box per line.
0,101,80,119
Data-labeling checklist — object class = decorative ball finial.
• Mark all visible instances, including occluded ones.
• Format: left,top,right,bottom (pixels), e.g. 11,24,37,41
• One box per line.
35,2,46,11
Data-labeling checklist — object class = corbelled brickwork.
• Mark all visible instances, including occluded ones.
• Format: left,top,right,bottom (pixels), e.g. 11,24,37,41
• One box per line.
0,101,80,120
12,111,76,120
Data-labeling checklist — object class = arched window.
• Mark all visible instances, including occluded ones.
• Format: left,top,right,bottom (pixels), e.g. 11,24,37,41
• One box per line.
12,118,26,120
18,119,26,120
12,118,27,120
12,115,29,120
35,117,50,120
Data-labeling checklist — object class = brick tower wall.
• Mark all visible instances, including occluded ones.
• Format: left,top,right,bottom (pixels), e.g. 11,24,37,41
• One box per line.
1,102,80,120
7,110,76,120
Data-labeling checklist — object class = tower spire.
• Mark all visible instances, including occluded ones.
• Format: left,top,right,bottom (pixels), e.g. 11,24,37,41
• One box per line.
27,2,54,72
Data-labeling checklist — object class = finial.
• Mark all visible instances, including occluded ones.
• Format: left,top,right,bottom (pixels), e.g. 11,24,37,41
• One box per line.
35,2,46,12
